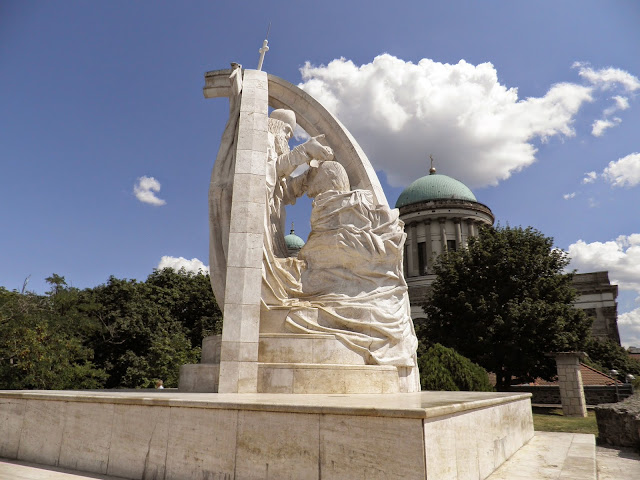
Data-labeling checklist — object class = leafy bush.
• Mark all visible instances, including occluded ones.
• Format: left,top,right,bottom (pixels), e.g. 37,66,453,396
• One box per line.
419,343,493,392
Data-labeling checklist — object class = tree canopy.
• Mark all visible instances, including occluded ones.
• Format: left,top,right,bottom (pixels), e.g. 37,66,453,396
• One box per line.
421,225,592,391
584,337,640,381
0,268,221,390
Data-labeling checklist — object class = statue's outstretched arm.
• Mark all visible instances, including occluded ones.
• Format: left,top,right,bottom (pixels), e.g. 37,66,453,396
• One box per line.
276,135,334,178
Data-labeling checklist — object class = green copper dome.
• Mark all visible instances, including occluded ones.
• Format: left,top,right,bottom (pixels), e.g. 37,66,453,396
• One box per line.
395,172,477,208
285,224,305,250
285,233,305,249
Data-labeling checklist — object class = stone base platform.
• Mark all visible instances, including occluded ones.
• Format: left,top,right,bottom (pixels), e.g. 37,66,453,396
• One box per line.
179,333,405,394
0,390,534,480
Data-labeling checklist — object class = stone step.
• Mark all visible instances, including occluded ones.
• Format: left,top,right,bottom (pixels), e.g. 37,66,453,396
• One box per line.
258,332,366,365
178,364,219,392
487,431,596,480
257,362,399,394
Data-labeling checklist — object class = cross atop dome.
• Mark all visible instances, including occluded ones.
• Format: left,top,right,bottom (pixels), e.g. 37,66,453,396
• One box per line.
429,154,436,175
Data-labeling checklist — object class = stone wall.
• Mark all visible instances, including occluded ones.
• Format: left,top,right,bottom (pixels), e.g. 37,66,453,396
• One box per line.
510,385,634,405
595,393,640,448
571,271,620,344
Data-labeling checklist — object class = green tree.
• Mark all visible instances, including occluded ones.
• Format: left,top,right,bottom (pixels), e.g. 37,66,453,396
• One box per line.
584,338,640,379
0,285,106,389
422,225,592,391
85,269,221,388
145,268,222,346
0,269,221,390
419,344,493,392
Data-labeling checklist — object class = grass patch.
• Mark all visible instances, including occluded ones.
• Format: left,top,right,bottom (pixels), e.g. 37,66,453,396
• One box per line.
532,407,598,436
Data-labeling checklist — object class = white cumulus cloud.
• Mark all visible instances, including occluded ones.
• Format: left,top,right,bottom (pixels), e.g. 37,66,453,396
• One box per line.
134,176,166,206
575,63,640,137
602,153,640,187
618,308,640,348
299,55,594,188
563,192,576,200
568,235,640,295
582,171,597,184
157,256,209,274
591,117,621,137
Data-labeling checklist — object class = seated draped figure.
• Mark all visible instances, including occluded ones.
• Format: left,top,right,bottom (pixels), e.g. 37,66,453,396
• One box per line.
263,157,420,392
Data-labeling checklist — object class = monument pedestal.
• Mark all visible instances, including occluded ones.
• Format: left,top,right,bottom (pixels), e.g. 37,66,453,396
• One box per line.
0,389,533,480
180,333,404,394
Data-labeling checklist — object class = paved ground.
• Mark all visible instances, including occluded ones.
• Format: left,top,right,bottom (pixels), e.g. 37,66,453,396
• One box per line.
488,432,597,479
1,439,639,479
0,459,125,479
596,444,640,480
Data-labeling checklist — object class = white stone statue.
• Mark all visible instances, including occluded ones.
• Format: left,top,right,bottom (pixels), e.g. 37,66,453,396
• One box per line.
261,109,335,305
269,160,420,392
208,70,419,392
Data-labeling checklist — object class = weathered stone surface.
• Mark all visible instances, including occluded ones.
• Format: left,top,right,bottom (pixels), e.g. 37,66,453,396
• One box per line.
164,406,238,479
487,432,596,480
258,363,400,394
258,332,366,365
178,364,219,392
107,404,170,479
0,390,534,480
555,352,588,417
17,399,66,466
235,410,320,480
0,398,25,459
595,392,640,448
424,397,534,479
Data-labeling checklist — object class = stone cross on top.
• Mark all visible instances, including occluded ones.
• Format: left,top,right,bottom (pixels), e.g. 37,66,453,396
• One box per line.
257,22,270,71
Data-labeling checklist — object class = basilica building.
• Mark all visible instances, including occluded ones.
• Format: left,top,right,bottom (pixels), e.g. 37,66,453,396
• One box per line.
394,164,620,345
395,164,494,321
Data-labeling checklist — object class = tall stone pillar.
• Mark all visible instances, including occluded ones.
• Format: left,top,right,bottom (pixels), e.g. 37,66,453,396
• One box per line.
424,219,432,273
218,69,269,393
454,218,462,249
409,222,419,277
465,218,475,245
554,352,588,417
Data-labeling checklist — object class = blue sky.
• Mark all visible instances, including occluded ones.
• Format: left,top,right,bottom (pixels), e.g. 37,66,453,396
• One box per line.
2,1,640,345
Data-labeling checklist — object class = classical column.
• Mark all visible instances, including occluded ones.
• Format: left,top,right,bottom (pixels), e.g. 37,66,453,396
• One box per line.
409,222,419,277
424,219,432,273
439,218,447,252
454,218,462,249
466,218,475,241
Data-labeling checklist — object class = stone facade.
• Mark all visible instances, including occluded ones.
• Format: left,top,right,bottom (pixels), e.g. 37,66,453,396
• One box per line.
399,194,621,345
572,271,620,344
0,389,534,480
399,197,494,321
396,170,622,346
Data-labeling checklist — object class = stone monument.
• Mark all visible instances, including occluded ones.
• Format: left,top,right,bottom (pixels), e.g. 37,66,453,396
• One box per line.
0,59,538,480
181,62,420,394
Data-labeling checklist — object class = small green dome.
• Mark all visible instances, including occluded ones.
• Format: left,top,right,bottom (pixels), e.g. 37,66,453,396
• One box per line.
285,223,305,250
395,172,477,208
285,233,305,249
